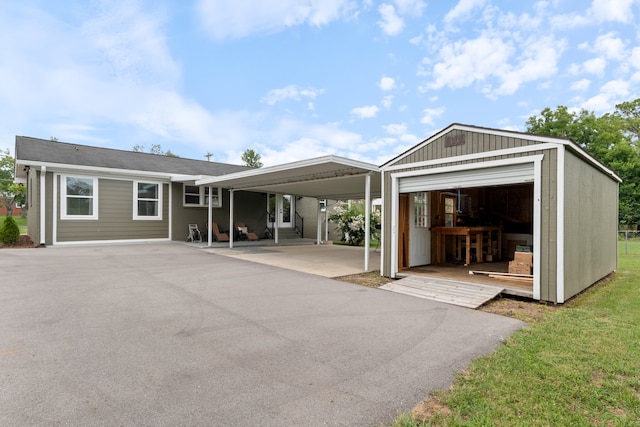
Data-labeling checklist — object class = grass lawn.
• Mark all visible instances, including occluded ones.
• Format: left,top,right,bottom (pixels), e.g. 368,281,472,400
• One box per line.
393,241,640,426
0,215,27,234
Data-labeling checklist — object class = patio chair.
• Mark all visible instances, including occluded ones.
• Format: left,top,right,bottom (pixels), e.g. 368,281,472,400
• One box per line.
211,222,229,242
186,224,201,242
234,221,259,241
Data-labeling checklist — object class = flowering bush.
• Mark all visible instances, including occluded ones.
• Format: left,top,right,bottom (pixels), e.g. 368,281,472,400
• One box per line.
328,202,381,246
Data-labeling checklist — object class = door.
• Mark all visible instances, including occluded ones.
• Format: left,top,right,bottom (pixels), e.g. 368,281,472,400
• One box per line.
410,192,431,266
398,194,410,269
278,194,293,228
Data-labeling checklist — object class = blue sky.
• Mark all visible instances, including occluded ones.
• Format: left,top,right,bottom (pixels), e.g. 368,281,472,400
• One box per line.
2,0,639,166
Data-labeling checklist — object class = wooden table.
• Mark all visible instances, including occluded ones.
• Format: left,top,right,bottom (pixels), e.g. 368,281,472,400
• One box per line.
432,226,502,266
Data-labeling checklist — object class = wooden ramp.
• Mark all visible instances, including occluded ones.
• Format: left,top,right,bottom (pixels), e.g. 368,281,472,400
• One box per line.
380,275,503,309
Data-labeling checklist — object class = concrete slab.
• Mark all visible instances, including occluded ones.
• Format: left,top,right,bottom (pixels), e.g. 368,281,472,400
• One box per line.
0,243,524,426
202,242,380,277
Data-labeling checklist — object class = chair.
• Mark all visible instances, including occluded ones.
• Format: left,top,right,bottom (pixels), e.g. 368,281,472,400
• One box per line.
211,222,229,242
234,221,259,241
186,224,201,242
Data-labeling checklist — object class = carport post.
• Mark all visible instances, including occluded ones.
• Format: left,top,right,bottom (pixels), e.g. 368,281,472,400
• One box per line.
207,185,213,247
229,189,234,249
316,199,322,244
274,194,279,244
364,173,371,272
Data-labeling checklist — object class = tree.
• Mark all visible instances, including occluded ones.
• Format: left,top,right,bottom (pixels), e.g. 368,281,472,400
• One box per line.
0,150,26,217
132,144,180,157
526,102,640,227
241,148,263,168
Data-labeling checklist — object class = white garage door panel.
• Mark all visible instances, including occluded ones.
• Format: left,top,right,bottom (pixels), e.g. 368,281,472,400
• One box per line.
399,162,534,193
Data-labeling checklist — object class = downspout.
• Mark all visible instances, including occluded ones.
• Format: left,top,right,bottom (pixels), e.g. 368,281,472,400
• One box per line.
39,166,46,246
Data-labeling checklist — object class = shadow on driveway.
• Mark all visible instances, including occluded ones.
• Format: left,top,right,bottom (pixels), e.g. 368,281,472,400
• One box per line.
0,243,524,426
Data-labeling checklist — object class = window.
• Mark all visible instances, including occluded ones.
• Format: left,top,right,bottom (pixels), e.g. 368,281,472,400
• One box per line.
61,175,98,220
183,184,222,208
134,181,162,220
414,192,428,228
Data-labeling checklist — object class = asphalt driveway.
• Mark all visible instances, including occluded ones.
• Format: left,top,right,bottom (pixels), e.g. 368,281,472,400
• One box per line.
1,243,524,426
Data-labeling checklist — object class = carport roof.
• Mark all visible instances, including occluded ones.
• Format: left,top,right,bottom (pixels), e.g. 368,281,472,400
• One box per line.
196,155,381,199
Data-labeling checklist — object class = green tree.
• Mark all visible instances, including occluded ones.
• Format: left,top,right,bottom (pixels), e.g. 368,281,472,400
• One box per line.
526,102,640,227
241,148,263,168
132,144,179,157
0,150,26,217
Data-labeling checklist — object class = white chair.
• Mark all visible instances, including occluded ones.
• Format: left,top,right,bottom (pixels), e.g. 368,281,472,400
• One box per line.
186,224,201,242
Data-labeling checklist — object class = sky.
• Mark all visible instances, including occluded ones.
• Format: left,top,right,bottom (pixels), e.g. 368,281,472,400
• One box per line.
2,0,640,167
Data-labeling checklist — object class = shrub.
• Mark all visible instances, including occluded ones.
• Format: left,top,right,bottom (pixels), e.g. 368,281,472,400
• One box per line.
328,201,381,246
0,216,20,245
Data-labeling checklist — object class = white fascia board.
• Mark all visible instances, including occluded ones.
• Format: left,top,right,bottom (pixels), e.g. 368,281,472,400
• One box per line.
196,155,379,186
171,174,215,183
16,160,178,181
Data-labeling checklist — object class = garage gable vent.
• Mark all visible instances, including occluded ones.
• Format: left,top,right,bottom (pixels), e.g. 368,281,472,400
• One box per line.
398,162,535,193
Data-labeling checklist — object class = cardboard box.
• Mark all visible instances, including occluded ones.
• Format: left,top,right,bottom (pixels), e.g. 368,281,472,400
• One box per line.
509,260,532,275
514,251,533,264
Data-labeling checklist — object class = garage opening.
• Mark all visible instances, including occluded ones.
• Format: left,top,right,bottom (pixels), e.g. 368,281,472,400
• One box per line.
395,160,539,298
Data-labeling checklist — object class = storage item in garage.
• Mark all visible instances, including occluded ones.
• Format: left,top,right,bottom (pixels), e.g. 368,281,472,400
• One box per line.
509,260,532,275
513,251,533,264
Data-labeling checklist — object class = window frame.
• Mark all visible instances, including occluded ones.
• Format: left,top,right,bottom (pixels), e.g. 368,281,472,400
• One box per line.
60,175,99,220
182,184,222,208
133,181,163,220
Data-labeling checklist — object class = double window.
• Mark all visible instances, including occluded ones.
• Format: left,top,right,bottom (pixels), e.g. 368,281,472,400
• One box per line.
134,181,162,220
61,175,98,220
183,184,222,208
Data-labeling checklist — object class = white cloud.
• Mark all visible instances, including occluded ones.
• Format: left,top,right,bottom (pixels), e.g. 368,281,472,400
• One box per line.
377,4,404,36
378,76,396,91
631,47,640,69
583,57,607,76
552,0,636,28
196,0,358,40
580,79,630,112
592,33,626,61
444,0,487,25
570,79,591,92
261,85,325,105
393,0,426,16
383,123,407,135
420,107,445,125
351,105,380,118
381,95,394,109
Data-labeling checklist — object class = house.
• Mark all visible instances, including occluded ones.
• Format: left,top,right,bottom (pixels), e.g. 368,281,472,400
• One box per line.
380,123,620,304
13,136,265,246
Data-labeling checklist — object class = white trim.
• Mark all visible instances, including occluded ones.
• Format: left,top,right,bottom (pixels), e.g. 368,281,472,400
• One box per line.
196,155,379,186
391,155,544,180
52,238,171,246
229,189,235,249
384,144,556,173
133,180,163,220
59,174,99,220
19,160,188,181
390,175,399,278
557,145,566,303
380,170,385,276
533,158,543,300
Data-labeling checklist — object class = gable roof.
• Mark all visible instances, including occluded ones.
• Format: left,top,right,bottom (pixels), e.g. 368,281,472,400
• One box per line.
14,136,249,180
381,123,621,182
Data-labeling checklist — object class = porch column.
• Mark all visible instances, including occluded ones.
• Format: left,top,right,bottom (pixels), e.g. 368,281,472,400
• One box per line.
274,194,280,244
40,166,46,246
364,173,371,272
207,185,213,247
229,189,234,249
324,201,329,241
316,198,322,245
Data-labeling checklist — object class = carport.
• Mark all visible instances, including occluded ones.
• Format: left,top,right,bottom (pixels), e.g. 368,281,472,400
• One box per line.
196,155,382,271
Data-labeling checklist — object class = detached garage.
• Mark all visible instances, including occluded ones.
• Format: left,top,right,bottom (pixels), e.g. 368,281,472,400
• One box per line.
380,123,620,303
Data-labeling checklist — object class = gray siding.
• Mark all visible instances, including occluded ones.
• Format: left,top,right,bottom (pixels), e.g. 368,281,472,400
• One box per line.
563,150,618,300
56,178,169,242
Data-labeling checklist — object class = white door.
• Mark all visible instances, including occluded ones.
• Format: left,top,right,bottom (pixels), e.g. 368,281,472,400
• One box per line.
409,192,431,266
278,194,294,228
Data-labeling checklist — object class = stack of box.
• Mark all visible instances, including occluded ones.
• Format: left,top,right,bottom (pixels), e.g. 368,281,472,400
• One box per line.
509,251,533,275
